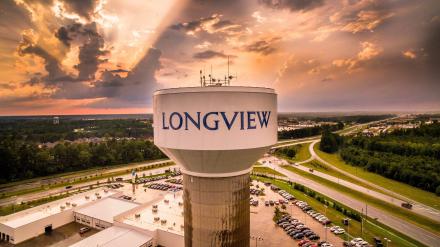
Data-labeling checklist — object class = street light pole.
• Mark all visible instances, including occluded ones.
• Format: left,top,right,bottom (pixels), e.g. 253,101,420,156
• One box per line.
346,219,350,242
324,205,328,242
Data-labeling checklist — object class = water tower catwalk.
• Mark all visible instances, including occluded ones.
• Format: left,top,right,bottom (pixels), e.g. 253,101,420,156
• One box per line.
153,86,277,247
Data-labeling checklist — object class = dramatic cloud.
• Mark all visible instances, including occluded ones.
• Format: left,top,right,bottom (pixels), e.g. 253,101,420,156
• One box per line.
1,0,440,114
54,48,161,107
245,37,281,55
330,0,394,33
54,22,109,80
17,33,67,83
60,0,98,20
332,41,383,72
193,50,228,59
259,0,324,12
170,14,220,35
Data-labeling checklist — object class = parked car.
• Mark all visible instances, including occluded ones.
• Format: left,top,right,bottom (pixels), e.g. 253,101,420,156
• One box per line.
79,227,90,234
308,234,320,240
293,233,304,239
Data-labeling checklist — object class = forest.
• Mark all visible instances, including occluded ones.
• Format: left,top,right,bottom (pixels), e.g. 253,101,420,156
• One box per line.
0,118,154,143
333,123,440,194
0,138,165,183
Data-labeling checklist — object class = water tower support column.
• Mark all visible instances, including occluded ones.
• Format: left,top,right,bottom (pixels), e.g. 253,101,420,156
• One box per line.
183,173,250,247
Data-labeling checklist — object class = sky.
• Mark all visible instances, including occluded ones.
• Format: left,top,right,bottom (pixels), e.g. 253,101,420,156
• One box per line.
0,0,439,115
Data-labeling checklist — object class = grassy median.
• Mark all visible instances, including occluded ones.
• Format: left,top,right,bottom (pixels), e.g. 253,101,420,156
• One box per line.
313,143,440,211
300,160,386,193
252,166,286,177
274,143,312,163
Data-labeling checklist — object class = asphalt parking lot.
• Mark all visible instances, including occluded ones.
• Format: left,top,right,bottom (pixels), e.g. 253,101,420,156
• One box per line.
250,180,344,247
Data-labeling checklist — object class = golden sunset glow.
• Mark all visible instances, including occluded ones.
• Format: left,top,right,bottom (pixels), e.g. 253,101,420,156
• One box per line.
0,0,439,115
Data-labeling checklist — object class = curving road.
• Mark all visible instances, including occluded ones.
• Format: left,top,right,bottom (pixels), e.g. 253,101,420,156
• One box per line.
307,140,440,222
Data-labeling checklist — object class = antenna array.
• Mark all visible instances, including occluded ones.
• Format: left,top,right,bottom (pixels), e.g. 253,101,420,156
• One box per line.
200,56,236,87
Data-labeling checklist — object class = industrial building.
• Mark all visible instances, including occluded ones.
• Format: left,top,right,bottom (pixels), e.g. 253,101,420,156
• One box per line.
0,187,185,247
70,226,153,247
73,197,140,230
0,188,118,244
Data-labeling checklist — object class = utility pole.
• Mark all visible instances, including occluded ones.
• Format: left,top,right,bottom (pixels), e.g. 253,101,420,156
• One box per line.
361,208,363,238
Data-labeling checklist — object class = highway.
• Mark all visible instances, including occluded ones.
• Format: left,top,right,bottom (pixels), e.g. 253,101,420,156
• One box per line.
306,140,440,222
0,160,176,207
272,139,440,222
262,160,440,247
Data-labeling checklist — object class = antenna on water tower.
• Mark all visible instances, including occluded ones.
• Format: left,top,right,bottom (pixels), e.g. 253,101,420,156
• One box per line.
199,56,235,87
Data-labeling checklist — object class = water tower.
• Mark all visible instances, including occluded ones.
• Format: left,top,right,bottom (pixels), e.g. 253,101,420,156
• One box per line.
153,86,277,247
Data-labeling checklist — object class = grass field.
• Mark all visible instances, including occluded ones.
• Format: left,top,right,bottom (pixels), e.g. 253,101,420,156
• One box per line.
274,143,312,163
313,143,440,211
300,160,390,195
281,165,440,235
252,176,425,247
252,166,286,177
293,143,312,162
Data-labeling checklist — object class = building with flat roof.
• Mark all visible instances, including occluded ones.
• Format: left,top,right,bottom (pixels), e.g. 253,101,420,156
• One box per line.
70,226,153,247
73,197,140,230
0,184,185,247
0,188,118,244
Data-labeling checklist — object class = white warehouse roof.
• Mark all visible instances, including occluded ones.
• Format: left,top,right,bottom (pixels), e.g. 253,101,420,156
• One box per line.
74,197,139,223
69,226,152,247
0,188,117,228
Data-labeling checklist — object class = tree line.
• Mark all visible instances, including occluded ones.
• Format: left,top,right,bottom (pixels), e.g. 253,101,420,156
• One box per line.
0,119,154,143
278,122,344,140
0,138,165,183
319,123,440,195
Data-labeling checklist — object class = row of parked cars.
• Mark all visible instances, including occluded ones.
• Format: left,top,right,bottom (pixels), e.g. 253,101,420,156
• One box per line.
250,197,259,206
298,240,333,247
145,183,182,192
329,225,345,235
278,189,295,201
342,237,370,247
136,175,169,184
265,199,289,206
250,188,264,196
166,178,183,185
107,183,124,189
295,201,332,225
136,170,182,184
276,214,324,244
306,209,331,225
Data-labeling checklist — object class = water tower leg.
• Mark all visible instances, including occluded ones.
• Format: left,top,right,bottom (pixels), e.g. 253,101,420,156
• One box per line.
183,173,250,247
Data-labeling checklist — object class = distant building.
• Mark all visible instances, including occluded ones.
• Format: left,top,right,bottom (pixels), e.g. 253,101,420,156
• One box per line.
53,116,60,125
